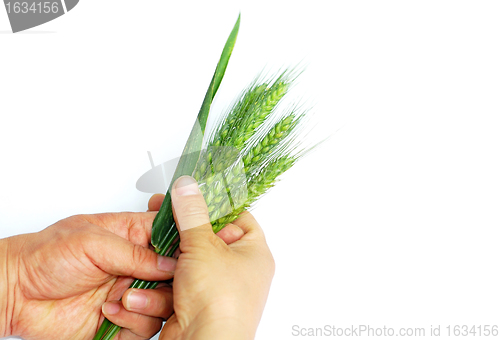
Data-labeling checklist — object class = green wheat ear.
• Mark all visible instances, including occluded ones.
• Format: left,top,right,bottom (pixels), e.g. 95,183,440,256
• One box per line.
192,66,313,233
195,69,300,182
211,155,298,233
208,69,297,149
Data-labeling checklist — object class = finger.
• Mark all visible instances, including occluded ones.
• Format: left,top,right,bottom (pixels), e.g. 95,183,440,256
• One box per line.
173,247,181,258
171,176,214,246
122,287,174,319
148,194,165,212
106,276,134,302
231,210,264,235
216,223,245,244
161,314,181,340
83,226,177,281
80,212,157,247
102,301,162,339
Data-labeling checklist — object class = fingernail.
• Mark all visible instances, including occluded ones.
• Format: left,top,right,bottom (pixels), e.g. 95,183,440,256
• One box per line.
174,176,199,196
157,255,177,273
102,302,120,315
126,290,148,310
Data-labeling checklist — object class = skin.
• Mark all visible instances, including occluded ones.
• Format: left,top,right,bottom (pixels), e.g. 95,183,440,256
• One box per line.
0,176,275,340
159,176,275,340
0,211,178,340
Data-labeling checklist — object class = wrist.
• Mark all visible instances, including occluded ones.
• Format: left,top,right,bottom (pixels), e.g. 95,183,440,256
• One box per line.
0,236,23,337
185,304,256,340
187,317,254,340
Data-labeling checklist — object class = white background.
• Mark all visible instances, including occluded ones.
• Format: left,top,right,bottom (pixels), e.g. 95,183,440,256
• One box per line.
1,1,500,339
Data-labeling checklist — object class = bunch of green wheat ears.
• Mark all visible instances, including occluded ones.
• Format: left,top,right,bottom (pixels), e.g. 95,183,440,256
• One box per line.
94,14,320,340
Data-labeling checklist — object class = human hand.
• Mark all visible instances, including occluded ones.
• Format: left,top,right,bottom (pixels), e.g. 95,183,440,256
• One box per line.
158,176,275,340
100,193,250,337
0,194,252,340
0,210,177,340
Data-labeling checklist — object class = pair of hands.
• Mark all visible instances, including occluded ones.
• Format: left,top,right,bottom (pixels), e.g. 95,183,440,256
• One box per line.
0,176,275,340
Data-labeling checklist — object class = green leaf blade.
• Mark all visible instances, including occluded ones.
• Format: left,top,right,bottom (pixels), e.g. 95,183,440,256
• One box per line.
151,14,240,250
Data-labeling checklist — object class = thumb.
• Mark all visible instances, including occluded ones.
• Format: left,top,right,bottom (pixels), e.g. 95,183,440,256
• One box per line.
171,176,214,244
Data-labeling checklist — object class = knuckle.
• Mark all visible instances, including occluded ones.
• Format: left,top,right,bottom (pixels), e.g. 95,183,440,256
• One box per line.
131,244,150,269
128,223,148,247
179,229,215,253
175,196,209,217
